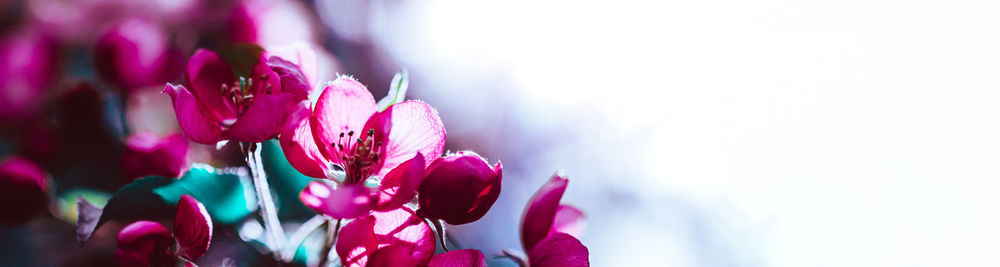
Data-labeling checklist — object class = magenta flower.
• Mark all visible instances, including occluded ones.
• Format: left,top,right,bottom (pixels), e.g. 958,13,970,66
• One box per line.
0,156,50,226
94,17,183,94
334,207,436,267
517,173,590,267
0,27,57,122
121,133,189,182
288,77,445,219
164,48,314,144
115,195,213,267
416,151,502,225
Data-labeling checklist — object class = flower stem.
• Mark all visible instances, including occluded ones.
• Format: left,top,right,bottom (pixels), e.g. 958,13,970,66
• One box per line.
319,219,342,267
282,215,327,262
246,142,286,258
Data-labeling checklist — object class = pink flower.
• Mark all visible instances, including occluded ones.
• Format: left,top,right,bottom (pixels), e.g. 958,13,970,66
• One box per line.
416,151,502,225
288,77,445,219
518,173,590,267
0,27,57,122
334,206,489,267
334,207,436,267
0,156,50,226
121,133,189,182
163,48,315,144
116,195,213,267
94,17,183,94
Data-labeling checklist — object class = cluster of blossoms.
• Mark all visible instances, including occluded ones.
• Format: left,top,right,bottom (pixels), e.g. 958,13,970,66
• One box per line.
0,1,590,265
143,44,590,266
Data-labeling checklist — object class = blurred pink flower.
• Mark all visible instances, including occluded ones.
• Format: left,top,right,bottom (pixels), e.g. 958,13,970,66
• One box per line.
164,48,314,144
335,207,435,267
0,156,50,226
0,27,57,122
116,195,213,266
121,133,189,182
289,77,445,219
518,173,590,267
94,17,183,94
416,151,502,225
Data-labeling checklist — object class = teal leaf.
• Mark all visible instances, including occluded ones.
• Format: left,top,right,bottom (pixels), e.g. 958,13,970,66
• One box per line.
76,164,256,245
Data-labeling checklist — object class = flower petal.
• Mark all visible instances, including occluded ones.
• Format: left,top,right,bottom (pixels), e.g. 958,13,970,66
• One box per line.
416,152,501,225
362,100,446,178
184,49,237,122
527,233,590,267
299,181,375,219
173,195,213,259
311,77,377,163
227,94,302,143
552,205,586,239
162,83,225,144
279,107,329,178
370,207,435,266
375,153,425,211
427,249,487,267
267,56,311,101
336,214,379,267
0,156,49,225
115,221,174,267
520,173,568,252
266,43,317,90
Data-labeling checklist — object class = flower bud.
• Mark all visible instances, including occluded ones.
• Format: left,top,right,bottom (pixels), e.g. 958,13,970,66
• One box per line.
122,133,189,182
417,151,501,225
94,17,182,94
0,156,50,225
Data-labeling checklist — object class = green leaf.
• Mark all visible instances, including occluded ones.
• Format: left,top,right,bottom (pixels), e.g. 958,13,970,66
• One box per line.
216,43,266,78
260,139,319,221
377,70,409,111
77,164,256,244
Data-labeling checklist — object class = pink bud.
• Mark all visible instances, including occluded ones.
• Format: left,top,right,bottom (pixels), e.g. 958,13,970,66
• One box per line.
94,17,182,94
115,221,174,267
0,156,50,225
417,151,502,225
122,133,189,182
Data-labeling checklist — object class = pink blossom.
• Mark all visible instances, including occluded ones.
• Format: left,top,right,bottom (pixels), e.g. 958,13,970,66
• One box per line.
519,173,590,267
0,27,57,122
289,77,445,219
334,207,436,267
121,133,189,182
0,156,50,226
94,17,183,94
163,48,315,144
115,195,213,266
416,151,502,225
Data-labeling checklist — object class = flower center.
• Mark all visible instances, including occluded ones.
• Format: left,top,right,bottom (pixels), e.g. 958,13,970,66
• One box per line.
220,74,273,115
331,128,383,184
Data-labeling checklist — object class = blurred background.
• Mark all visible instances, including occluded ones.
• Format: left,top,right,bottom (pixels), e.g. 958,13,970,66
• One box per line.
2,0,1000,266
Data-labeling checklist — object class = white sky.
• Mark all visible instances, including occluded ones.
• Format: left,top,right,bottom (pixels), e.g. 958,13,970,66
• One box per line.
365,0,1000,266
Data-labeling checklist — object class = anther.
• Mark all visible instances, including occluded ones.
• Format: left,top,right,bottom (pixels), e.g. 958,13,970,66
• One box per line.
339,132,345,138
348,131,354,137
367,129,374,136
